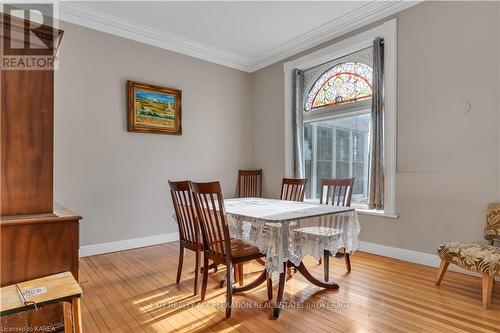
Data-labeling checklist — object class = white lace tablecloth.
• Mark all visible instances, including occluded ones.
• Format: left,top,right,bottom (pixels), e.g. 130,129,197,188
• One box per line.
224,198,361,277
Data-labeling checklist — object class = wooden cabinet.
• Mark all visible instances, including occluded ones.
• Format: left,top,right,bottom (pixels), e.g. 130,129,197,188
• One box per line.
0,12,80,282
0,205,81,287
1,12,81,331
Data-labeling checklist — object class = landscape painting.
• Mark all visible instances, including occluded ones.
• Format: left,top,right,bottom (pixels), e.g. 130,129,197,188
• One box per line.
127,81,182,135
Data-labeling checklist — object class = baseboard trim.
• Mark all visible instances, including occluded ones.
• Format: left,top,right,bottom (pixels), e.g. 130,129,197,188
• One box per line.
79,232,179,257
358,240,493,279
359,241,440,267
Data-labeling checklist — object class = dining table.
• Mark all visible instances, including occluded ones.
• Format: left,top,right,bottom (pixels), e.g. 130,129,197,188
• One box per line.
224,197,361,317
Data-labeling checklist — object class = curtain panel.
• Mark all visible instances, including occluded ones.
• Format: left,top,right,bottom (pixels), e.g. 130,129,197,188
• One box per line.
292,69,305,178
368,38,385,210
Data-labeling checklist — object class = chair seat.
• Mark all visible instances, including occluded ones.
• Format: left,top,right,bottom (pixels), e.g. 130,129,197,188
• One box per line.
437,242,500,276
230,239,263,261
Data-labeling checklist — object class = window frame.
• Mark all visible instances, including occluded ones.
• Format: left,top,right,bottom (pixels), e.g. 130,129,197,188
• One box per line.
284,19,398,218
304,98,371,123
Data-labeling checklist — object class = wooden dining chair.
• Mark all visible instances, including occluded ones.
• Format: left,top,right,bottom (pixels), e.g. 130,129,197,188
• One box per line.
280,177,307,202
279,177,307,277
237,169,262,198
170,180,241,294
319,178,354,281
320,178,354,207
236,169,263,273
190,181,272,318
169,180,204,295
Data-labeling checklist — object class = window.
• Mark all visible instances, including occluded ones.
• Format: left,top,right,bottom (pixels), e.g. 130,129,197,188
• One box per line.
284,19,397,216
304,62,373,111
303,57,372,206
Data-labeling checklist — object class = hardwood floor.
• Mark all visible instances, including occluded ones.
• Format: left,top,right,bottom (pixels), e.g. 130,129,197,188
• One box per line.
79,242,499,333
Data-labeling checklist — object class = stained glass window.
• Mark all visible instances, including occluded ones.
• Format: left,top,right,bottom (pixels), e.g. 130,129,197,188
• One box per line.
304,62,373,111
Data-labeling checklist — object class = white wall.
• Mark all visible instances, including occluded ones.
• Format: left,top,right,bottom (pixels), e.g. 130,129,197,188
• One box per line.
55,2,500,256
250,64,285,198
55,22,252,246
250,1,500,254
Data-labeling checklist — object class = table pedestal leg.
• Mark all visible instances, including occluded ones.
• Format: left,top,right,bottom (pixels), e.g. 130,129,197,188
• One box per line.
324,250,330,282
294,262,339,289
273,261,339,318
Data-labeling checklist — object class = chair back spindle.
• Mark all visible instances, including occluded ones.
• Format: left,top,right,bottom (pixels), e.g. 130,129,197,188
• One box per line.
320,178,354,207
280,178,307,202
237,169,262,198
190,181,231,260
169,180,199,246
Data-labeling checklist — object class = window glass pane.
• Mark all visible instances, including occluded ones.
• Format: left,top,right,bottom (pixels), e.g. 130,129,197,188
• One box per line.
317,127,332,161
353,163,365,194
336,129,349,162
304,113,370,205
353,132,365,162
336,161,349,179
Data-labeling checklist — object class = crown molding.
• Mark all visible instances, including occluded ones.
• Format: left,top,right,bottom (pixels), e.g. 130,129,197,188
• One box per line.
59,2,251,71
247,1,421,72
59,1,421,73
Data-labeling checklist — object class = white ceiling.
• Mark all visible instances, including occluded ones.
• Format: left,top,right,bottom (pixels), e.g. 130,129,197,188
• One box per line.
71,1,368,58
60,1,418,72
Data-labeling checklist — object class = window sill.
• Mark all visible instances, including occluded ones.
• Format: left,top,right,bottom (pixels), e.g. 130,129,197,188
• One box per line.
355,207,399,219
304,199,399,219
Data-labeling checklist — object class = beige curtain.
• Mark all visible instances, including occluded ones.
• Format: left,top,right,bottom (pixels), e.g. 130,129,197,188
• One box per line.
368,38,385,210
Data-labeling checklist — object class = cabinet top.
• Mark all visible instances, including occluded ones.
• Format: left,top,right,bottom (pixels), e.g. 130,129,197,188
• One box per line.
0,203,82,226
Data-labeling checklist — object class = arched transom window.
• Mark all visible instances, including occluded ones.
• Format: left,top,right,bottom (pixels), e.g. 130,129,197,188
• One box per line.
304,62,373,111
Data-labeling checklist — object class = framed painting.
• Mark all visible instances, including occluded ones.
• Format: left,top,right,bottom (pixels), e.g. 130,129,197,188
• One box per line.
127,80,182,135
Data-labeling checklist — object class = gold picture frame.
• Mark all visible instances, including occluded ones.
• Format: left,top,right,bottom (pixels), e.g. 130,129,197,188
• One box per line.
127,80,182,135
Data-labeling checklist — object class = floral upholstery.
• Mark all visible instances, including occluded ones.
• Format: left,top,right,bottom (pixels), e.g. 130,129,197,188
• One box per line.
437,242,500,276
485,203,500,241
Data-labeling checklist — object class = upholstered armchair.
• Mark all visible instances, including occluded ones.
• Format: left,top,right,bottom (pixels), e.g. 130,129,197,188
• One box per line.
435,203,500,309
